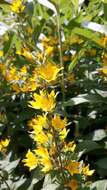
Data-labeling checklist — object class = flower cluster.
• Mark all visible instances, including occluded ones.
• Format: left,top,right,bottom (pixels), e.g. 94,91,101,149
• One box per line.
23,88,94,189
0,138,10,152
0,43,62,93
10,0,25,13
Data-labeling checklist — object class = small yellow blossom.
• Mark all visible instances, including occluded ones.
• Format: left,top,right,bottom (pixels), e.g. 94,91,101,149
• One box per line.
5,66,19,82
20,66,27,75
0,51,3,57
59,128,69,140
66,161,80,176
45,46,54,55
0,138,10,152
11,83,21,93
102,52,107,66
10,0,25,13
21,76,39,92
28,114,47,132
63,141,76,152
98,66,107,75
16,47,34,62
26,27,33,34
39,62,62,82
82,164,95,176
22,150,38,171
41,36,58,47
52,115,68,131
35,147,52,172
36,52,43,62
23,82,37,92
63,55,71,61
66,179,79,190
98,35,107,47
33,131,52,145
67,73,75,82
49,143,56,156
41,37,50,47
0,63,6,75
41,157,53,173
28,90,56,112
34,147,49,158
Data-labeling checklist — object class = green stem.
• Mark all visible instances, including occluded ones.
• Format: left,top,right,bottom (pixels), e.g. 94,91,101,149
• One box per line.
50,125,66,183
54,136,66,183
56,2,66,114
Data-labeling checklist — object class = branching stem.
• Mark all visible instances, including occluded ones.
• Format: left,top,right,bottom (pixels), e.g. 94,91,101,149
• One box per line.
56,1,66,114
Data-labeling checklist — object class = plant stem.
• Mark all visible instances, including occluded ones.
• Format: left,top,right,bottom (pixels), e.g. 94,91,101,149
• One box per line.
54,136,66,182
56,2,66,114
0,173,11,190
51,124,66,184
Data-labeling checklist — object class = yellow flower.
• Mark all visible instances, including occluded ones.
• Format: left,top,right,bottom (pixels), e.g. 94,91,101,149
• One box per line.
59,128,69,140
0,138,10,152
45,46,54,56
28,90,56,112
0,51,3,57
39,62,62,82
35,147,52,172
67,73,75,82
85,49,96,56
28,114,47,132
41,156,53,173
0,63,6,75
16,48,34,62
66,161,80,176
11,83,20,93
22,150,38,171
33,131,52,145
10,0,25,13
21,74,39,92
102,52,107,66
20,66,27,75
66,179,79,190
82,164,95,176
5,66,19,82
52,115,68,131
26,27,33,34
99,66,107,75
63,141,76,152
97,35,107,47
63,55,71,61
35,147,49,157
49,143,56,156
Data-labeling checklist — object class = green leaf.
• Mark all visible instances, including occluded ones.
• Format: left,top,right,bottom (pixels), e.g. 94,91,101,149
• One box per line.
3,33,17,56
96,158,107,169
68,48,84,71
91,180,107,190
65,93,105,107
78,140,101,153
72,0,79,15
72,27,104,47
41,184,59,190
38,0,57,14
92,129,107,141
